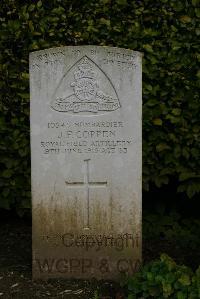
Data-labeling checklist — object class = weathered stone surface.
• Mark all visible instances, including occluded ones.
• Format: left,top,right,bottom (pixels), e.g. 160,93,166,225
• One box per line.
30,46,142,280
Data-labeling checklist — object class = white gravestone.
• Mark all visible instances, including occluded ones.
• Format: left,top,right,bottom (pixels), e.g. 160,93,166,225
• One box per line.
30,46,142,280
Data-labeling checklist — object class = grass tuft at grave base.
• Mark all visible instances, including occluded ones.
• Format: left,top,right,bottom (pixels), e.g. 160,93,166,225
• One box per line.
0,209,200,299
0,0,200,213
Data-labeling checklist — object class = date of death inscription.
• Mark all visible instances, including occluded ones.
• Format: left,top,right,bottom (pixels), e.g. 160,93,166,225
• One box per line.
40,120,133,155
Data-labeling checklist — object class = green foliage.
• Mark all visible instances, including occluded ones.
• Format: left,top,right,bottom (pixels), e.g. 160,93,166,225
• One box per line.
0,0,199,211
143,211,200,251
121,254,200,298
92,290,100,299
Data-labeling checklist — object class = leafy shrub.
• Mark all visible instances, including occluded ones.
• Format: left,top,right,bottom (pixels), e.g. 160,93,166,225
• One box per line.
121,254,200,299
143,211,200,251
0,0,199,211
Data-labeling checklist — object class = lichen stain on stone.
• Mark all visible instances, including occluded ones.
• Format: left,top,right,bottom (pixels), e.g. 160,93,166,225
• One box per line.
92,199,109,232
108,195,114,231
63,196,81,231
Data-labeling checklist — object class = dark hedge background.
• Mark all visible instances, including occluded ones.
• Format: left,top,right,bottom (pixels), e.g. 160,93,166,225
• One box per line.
0,0,199,213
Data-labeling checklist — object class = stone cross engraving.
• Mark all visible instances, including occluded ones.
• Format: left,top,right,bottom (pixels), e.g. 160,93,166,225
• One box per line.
65,159,107,229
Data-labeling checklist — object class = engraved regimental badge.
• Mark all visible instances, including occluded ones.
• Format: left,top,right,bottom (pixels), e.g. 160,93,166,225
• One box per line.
51,56,120,114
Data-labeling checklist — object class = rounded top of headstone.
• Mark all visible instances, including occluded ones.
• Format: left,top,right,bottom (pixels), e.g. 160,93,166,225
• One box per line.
29,45,142,59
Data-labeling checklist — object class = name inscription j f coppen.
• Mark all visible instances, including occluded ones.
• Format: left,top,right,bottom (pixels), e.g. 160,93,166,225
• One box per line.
51,56,121,115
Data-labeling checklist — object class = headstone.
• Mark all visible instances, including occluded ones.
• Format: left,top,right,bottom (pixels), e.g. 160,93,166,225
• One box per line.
30,46,142,280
